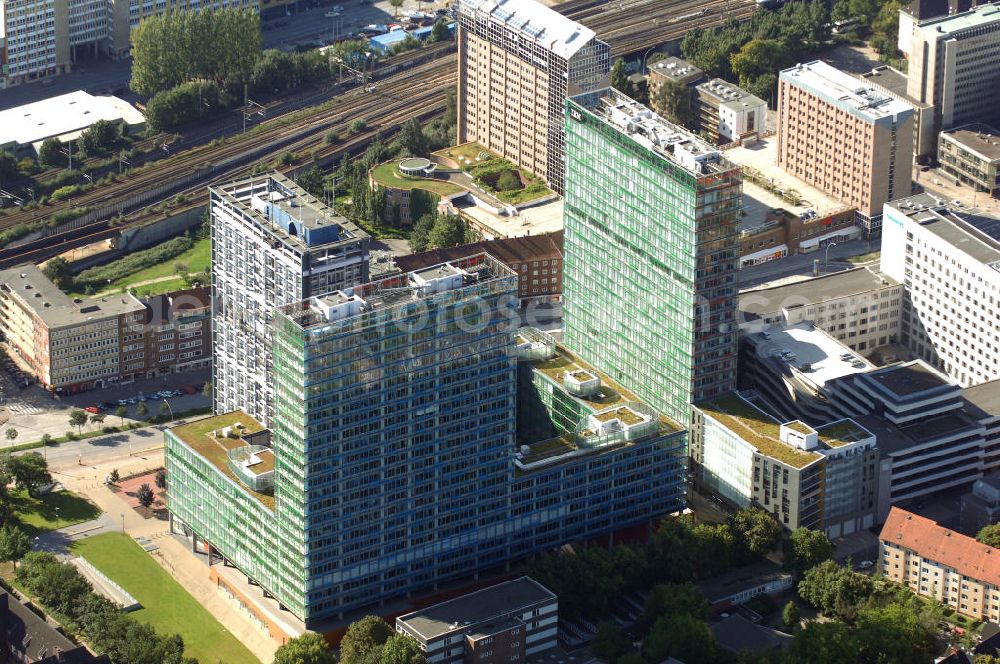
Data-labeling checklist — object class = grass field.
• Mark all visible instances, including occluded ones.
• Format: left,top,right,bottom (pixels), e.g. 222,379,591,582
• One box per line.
370,162,464,196
72,237,211,298
12,489,101,537
73,533,258,664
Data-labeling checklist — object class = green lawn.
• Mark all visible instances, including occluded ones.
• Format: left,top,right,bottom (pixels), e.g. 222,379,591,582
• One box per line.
12,489,102,537
846,250,881,264
73,533,258,664
71,237,211,298
370,162,464,196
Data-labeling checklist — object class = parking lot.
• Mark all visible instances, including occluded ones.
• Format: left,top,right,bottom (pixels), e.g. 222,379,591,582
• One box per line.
0,365,211,445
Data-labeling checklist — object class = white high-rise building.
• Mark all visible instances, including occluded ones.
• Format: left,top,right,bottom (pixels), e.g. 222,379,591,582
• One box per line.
881,192,1000,387
209,173,370,425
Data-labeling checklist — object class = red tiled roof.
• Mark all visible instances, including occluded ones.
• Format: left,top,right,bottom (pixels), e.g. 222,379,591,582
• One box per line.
880,506,1000,584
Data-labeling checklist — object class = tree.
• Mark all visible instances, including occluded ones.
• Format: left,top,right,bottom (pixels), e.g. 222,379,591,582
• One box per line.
380,634,427,664
43,257,74,290
644,613,715,663
616,655,645,664
158,401,171,420
109,469,121,484
135,401,150,421
409,213,436,253
782,600,801,632
427,215,467,249
730,38,788,101
116,405,129,426
786,527,833,574
0,151,20,183
349,119,368,135
592,622,630,662
79,119,119,156
691,521,736,577
856,600,936,664
0,524,30,568
69,408,89,435
156,469,167,490
90,413,106,428
641,582,709,632
430,19,450,43
4,428,17,444
40,433,52,449
977,523,1000,548
136,483,156,509
273,632,336,664
9,453,51,497
496,170,521,191
38,137,63,169
398,118,429,158
611,58,628,94
731,508,781,560
785,621,858,664
202,381,213,400
654,78,693,128
797,559,874,620
340,616,393,664
389,0,403,16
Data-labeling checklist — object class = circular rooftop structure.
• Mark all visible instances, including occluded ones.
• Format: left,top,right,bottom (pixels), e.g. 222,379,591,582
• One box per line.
399,157,435,176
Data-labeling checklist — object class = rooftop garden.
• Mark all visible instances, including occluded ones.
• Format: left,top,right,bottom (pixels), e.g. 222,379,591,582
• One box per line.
700,393,820,469
434,142,552,206
786,420,816,435
169,412,274,509
370,161,464,197
817,419,870,448
594,407,646,426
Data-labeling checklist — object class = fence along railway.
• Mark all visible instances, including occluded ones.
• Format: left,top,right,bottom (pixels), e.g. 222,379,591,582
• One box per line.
0,0,758,267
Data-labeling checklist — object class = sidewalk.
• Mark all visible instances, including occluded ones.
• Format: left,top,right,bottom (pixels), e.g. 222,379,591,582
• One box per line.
54,452,278,663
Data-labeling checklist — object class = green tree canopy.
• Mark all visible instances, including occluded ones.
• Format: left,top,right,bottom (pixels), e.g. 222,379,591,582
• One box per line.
42,257,74,290
379,634,427,664
731,508,781,561
409,213,436,253
9,453,52,497
0,524,30,568
644,613,715,663
398,118,429,158
797,559,874,620
782,600,801,631
977,523,1000,548
79,119,119,156
272,632,336,664
641,582,709,631
340,616,394,664
611,58,628,93
654,78,694,128
592,622,630,662
786,527,833,574
426,215,467,249
38,137,63,169
785,621,858,664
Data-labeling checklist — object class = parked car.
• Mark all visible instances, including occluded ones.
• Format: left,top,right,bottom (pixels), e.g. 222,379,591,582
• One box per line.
84,406,100,414
182,385,197,395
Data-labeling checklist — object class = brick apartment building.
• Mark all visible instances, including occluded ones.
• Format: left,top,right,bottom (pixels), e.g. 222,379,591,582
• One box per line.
880,506,1000,622
0,265,210,393
739,207,858,267
393,231,563,303
777,61,914,235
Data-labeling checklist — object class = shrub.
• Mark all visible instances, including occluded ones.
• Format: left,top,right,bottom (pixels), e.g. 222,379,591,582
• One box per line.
348,119,368,135
496,169,522,191
51,184,84,201
325,130,339,145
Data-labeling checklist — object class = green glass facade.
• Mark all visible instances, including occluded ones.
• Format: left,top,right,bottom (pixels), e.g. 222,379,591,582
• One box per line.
562,89,742,425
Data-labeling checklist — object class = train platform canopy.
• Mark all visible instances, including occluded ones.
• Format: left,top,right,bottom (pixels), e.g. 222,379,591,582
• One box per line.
0,90,146,157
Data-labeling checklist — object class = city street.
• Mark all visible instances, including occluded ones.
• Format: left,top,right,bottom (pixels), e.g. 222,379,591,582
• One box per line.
738,238,879,290
0,366,210,448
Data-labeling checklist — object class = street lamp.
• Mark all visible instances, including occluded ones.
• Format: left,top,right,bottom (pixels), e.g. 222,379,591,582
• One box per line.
824,241,838,270
120,512,125,533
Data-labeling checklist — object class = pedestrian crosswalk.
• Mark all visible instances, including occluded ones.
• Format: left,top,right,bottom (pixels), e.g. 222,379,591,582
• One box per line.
3,401,43,416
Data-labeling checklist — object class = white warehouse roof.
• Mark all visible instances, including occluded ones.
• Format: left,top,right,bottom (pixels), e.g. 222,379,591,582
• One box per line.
0,90,146,153
465,0,597,59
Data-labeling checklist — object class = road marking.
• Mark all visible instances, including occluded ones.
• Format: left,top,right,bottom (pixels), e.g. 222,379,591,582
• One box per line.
4,402,42,416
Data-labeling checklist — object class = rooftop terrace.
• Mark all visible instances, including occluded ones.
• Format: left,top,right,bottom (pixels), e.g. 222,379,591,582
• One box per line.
780,60,914,123
169,412,274,509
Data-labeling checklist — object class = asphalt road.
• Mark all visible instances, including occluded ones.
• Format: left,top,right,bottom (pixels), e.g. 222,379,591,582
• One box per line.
26,424,169,470
738,238,879,290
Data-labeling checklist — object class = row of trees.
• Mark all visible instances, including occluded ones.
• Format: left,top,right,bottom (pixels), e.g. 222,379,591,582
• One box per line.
13,551,195,664
273,615,426,664
526,508,781,620
680,0,831,101
130,8,261,96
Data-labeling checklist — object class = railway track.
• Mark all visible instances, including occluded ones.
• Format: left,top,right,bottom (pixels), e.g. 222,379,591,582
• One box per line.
0,0,762,266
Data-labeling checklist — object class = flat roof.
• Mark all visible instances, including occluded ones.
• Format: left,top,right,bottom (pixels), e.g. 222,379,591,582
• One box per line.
211,173,368,254
750,321,876,389
941,124,1000,162
280,253,515,329
0,263,146,328
648,56,704,84
698,562,791,601
859,65,928,108
860,361,953,399
965,379,1000,417
463,0,599,59
697,78,767,112
739,267,897,318
780,61,914,123
397,576,556,641
915,2,1000,36
0,90,145,149
856,410,980,454
886,193,1000,264
394,231,563,273
168,412,273,509
572,88,736,177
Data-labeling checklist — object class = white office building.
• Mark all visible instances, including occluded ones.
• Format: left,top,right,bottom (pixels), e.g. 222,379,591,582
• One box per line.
881,192,1000,387
209,173,370,425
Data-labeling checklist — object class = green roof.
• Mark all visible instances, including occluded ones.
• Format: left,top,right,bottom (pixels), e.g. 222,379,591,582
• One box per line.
169,412,275,509
370,161,464,197
698,394,821,469
816,419,871,448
